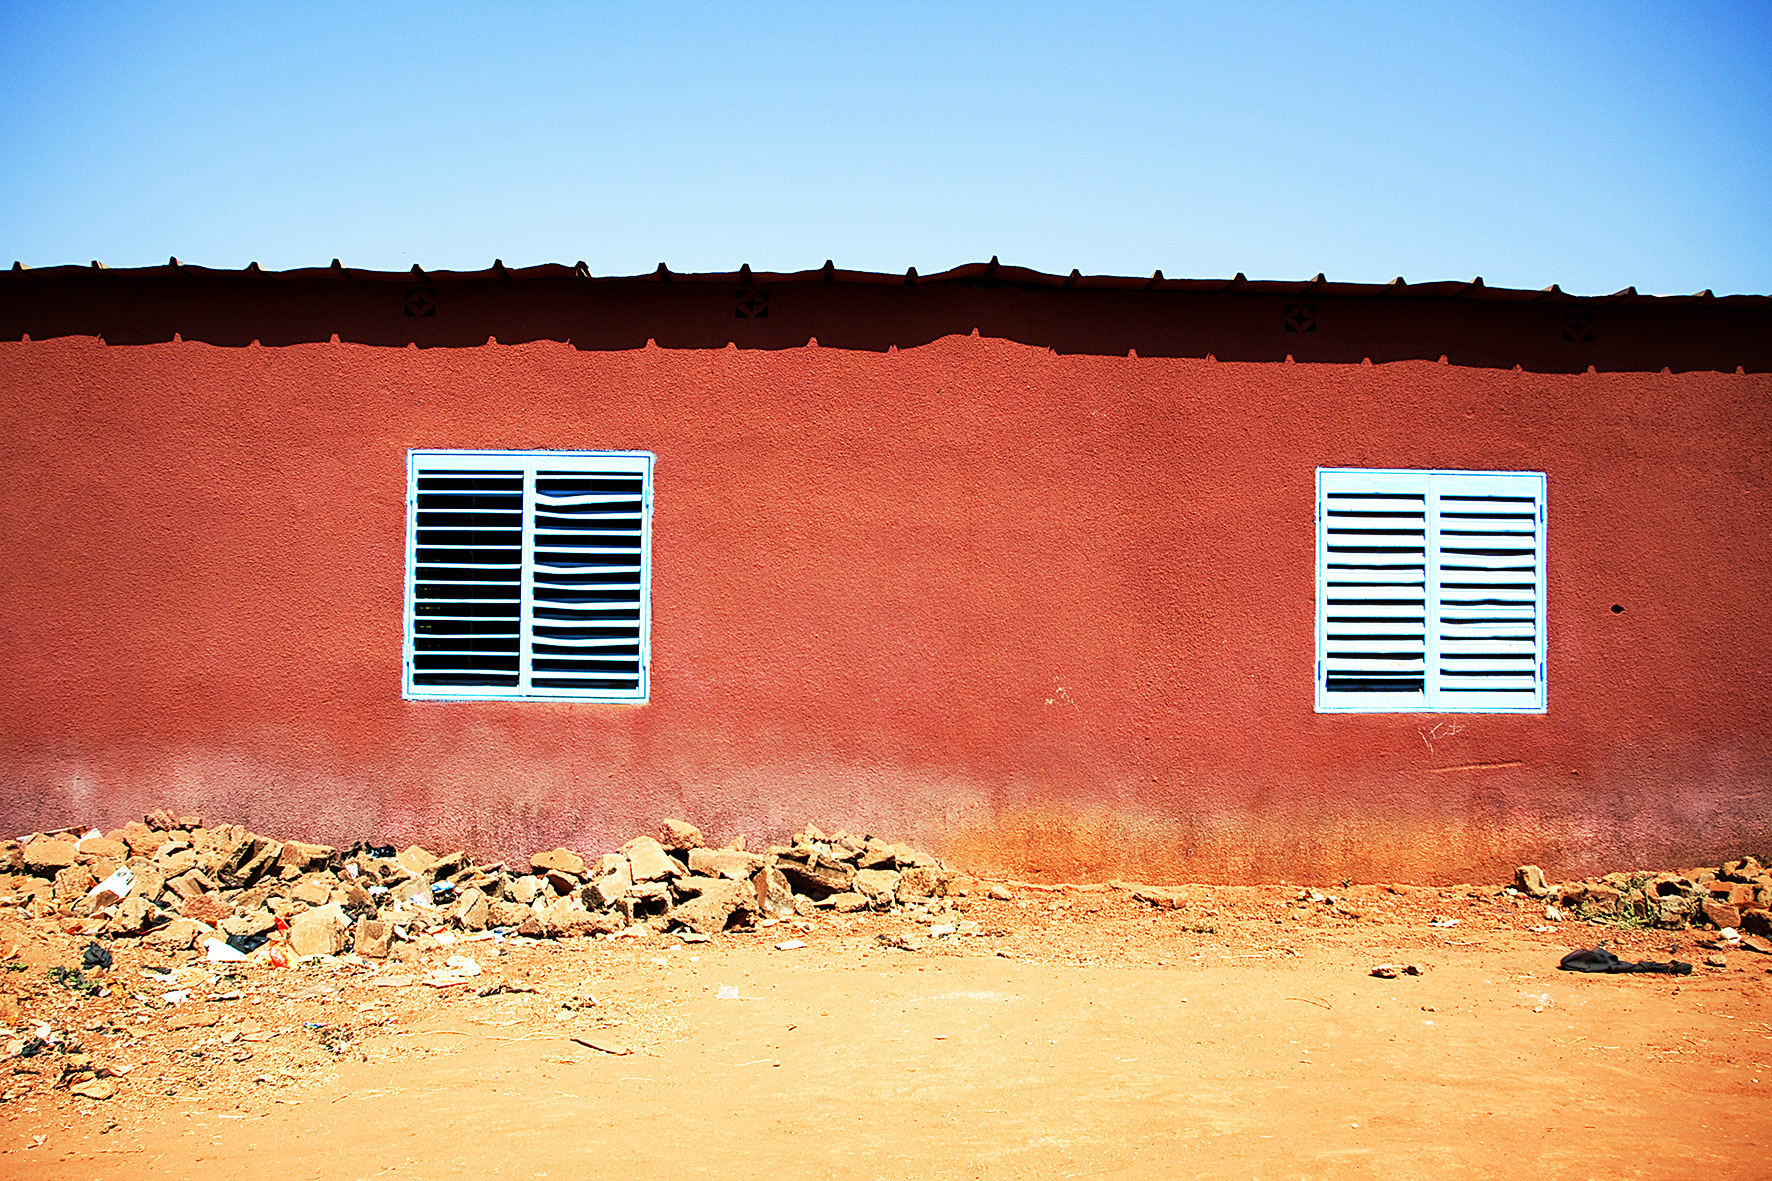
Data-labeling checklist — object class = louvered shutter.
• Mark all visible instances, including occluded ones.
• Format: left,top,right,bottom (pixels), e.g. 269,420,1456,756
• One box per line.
1317,469,1544,713
405,450,653,702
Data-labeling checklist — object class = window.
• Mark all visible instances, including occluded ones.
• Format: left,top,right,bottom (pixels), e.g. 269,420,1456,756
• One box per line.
404,450,654,702
1316,468,1545,713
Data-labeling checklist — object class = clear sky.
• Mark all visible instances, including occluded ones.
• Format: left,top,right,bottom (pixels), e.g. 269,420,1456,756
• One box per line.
2,2,1767,294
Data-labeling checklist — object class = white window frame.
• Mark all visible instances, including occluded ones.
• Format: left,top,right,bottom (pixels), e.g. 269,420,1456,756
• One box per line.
1316,467,1545,714
404,449,654,703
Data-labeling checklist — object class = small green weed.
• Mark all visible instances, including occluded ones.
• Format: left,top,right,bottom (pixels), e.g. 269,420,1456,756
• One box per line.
46,965,100,995
1574,900,1658,930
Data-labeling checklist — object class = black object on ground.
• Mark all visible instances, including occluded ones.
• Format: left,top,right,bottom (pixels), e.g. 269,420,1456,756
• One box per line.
1559,947,1693,975
81,942,112,970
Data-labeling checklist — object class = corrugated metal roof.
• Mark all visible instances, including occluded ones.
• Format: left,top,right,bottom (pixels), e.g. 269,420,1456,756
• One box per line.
8,255,1766,306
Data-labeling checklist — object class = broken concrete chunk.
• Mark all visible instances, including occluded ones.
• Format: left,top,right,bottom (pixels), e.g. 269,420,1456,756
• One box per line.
826,892,870,913
454,887,491,931
143,916,210,951
775,853,855,898
277,841,335,874
590,860,632,910
395,845,438,876
166,868,217,902
687,848,765,881
530,847,587,879
23,839,78,874
753,865,794,917
110,821,160,857
221,908,277,939
393,877,432,906
107,895,164,936
179,893,232,926
1701,898,1743,930
857,839,897,870
155,847,199,878
290,877,333,907
658,819,705,851
852,868,901,905
488,899,530,928
289,903,351,956
128,862,167,905
896,866,946,901
76,836,128,862
668,878,756,934
624,837,676,883
225,839,282,890
507,875,541,905
53,864,97,900
543,897,620,938
353,918,392,958
1514,865,1551,898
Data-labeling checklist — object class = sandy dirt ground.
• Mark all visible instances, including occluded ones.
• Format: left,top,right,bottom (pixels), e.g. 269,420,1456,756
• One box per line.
2,882,1768,1180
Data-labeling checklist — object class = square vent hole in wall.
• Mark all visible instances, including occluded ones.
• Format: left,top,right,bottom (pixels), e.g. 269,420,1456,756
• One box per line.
1315,468,1545,713
405,450,653,702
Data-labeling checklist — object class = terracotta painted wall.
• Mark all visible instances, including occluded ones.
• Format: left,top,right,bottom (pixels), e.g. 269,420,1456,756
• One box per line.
2,334,1769,883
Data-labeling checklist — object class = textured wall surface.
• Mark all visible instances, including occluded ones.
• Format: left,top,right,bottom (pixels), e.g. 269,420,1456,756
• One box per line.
2,334,1769,883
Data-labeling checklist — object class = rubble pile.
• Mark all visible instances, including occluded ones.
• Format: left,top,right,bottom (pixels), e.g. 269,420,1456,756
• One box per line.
0,812,987,964
1515,858,1772,941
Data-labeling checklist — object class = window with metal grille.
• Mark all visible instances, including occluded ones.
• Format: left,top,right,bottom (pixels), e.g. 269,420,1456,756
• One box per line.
404,450,653,702
1316,468,1545,713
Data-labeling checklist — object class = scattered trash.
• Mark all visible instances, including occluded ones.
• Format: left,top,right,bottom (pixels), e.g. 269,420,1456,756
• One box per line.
85,866,135,902
1720,927,1741,943
1370,963,1427,978
1558,947,1693,975
773,939,806,951
1428,918,1460,928
81,942,113,971
205,938,247,963
570,1036,632,1056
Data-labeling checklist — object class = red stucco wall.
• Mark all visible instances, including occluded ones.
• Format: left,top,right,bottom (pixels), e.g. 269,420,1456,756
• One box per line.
2,334,1768,883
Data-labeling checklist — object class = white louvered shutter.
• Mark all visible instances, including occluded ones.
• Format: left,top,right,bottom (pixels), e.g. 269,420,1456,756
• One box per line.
405,450,653,702
1317,469,1544,713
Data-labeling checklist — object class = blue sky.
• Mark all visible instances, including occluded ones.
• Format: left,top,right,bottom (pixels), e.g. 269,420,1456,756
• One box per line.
2,2,1767,294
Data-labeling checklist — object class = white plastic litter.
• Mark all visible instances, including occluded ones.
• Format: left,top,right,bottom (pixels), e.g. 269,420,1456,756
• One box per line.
86,866,136,900
1721,927,1741,943
443,955,481,976
204,938,247,963
773,939,807,951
